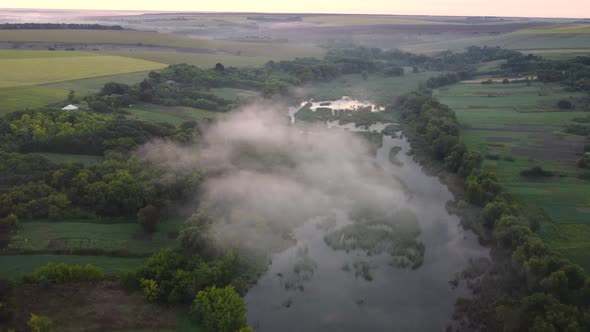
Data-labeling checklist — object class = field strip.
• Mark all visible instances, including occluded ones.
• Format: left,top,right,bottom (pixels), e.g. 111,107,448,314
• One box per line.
0,55,166,88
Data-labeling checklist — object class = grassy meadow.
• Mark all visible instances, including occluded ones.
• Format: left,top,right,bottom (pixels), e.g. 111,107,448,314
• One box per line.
9,218,183,254
124,104,221,125
435,80,590,270
0,86,67,115
310,71,441,105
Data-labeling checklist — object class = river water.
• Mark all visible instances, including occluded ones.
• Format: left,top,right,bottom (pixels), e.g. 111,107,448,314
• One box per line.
245,100,488,331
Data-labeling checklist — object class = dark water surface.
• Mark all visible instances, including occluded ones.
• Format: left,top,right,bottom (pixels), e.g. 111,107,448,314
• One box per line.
246,109,488,331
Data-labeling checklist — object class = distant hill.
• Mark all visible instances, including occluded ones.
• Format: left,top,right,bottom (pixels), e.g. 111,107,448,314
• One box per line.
0,23,126,30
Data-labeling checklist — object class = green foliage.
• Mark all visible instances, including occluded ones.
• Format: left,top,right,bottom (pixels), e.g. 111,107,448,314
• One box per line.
191,285,247,332
140,278,160,302
28,314,53,332
23,263,103,283
520,166,555,178
136,248,240,304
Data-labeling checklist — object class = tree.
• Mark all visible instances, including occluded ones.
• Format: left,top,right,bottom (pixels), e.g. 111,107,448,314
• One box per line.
192,285,247,332
67,90,75,102
215,63,225,72
557,99,573,110
137,205,160,233
28,314,53,332
361,70,369,80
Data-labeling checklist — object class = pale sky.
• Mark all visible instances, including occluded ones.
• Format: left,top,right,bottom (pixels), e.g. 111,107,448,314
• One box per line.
2,0,589,19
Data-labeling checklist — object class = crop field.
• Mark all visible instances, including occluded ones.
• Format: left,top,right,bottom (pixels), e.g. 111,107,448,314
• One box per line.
513,24,590,34
0,30,326,59
403,33,590,54
310,71,441,105
0,255,146,278
0,86,67,115
9,218,182,254
125,104,221,125
104,50,271,68
0,51,165,88
435,80,590,270
42,70,151,95
302,15,449,25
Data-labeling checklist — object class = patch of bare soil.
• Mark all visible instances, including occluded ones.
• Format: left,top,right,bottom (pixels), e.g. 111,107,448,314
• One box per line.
13,281,178,332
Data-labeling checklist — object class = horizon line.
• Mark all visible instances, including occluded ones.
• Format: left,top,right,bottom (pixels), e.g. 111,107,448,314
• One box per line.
0,7,588,20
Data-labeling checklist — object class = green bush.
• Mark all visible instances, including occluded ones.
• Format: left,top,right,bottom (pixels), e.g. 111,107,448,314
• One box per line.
192,285,247,332
23,263,103,284
28,314,53,332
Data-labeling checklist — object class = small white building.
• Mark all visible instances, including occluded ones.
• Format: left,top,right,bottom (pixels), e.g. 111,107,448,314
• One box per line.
61,104,79,111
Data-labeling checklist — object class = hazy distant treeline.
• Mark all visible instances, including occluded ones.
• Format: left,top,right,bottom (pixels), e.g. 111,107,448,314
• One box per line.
0,23,126,30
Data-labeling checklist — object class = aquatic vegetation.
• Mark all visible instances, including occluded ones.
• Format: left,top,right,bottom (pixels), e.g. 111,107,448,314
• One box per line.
389,146,403,166
324,209,425,269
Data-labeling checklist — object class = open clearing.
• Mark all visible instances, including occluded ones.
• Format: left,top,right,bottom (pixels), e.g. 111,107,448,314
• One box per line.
125,104,221,125
12,281,189,332
310,71,441,105
0,52,165,88
435,80,590,271
9,218,183,255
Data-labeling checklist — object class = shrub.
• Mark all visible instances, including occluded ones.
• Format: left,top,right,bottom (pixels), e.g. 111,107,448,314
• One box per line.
23,263,103,284
557,99,573,110
192,285,246,332
520,166,554,178
28,314,53,332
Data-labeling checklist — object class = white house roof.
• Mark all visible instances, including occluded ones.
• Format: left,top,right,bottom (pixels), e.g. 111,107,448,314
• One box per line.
62,104,79,110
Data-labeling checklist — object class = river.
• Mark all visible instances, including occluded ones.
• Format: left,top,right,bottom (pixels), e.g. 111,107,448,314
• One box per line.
245,99,488,331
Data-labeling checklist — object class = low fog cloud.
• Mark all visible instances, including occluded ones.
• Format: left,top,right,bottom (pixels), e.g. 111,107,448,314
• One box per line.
139,103,408,253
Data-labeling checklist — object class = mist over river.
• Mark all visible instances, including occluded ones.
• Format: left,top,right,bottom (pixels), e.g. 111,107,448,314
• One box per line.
244,102,489,331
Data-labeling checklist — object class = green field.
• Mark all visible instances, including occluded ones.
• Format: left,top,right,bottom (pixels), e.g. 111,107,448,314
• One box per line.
0,255,146,278
435,80,590,270
125,104,221,125
310,71,440,104
0,86,66,115
0,30,326,59
105,51,272,68
42,70,151,95
9,219,182,254
210,87,259,100
403,33,590,54
0,51,165,88
513,24,590,34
